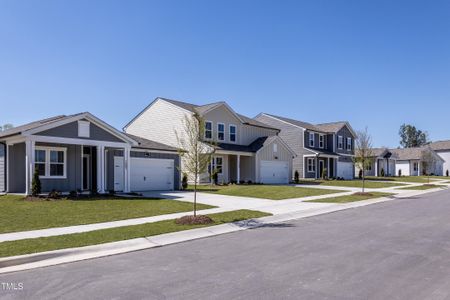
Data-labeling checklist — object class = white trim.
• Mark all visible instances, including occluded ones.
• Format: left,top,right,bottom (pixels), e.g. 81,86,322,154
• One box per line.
215,150,254,156
237,154,241,183
346,137,352,151
338,136,343,149
217,122,225,142
204,120,213,140
229,124,237,143
307,157,316,173
28,135,129,149
131,148,179,155
319,134,324,149
77,120,90,138
5,144,9,193
35,146,67,179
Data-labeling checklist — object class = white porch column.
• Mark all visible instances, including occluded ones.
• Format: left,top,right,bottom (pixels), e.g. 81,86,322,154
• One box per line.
25,139,35,195
97,145,105,193
417,161,421,176
375,159,378,177
237,155,241,183
124,147,131,193
327,157,330,178
6,144,9,193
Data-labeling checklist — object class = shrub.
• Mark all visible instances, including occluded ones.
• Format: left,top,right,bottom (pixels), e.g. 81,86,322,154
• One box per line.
294,170,300,184
239,180,245,185
447,170,449,177
48,190,61,199
322,168,328,180
381,168,385,177
69,190,78,198
181,173,188,190
358,169,363,179
247,180,253,184
31,167,41,197
398,169,402,177
212,172,219,185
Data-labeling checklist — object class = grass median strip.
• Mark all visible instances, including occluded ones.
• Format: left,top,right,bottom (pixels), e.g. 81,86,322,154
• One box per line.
0,195,214,234
305,192,394,204
298,180,405,189
0,210,271,258
397,185,447,190
188,185,343,200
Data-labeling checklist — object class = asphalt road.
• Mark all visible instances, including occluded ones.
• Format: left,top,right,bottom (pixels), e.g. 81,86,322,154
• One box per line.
1,190,450,300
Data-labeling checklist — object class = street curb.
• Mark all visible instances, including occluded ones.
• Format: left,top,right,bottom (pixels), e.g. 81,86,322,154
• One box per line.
0,187,446,275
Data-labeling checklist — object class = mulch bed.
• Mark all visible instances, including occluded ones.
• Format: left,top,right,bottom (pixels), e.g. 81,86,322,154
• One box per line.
175,215,214,225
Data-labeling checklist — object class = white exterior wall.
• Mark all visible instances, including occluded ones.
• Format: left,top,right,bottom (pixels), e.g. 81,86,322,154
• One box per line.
437,151,450,176
125,99,191,148
255,138,293,183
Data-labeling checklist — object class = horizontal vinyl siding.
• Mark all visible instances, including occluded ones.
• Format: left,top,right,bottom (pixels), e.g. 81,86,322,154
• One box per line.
255,138,293,182
125,99,191,148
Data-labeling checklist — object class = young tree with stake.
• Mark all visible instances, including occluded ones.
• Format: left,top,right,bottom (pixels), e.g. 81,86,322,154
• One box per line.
175,113,216,217
353,128,374,194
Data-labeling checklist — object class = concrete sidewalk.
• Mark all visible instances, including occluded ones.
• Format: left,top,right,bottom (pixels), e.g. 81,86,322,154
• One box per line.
0,186,446,274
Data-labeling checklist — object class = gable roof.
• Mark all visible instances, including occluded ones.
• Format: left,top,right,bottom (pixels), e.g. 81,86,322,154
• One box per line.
429,140,450,151
371,148,390,158
389,147,443,161
315,121,357,137
257,113,320,131
215,135,295,156
123,133,178,152
125,97,278,131
0,112,137,145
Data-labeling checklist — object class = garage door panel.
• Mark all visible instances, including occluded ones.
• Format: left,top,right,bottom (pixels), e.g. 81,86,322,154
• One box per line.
130,158,174,191
260,160,289,184
337,161,354,180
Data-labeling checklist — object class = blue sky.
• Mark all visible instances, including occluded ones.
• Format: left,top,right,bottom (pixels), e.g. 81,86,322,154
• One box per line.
1,0,449,147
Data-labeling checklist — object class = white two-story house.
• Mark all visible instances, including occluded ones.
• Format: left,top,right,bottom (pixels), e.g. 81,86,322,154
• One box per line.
124,97,296,184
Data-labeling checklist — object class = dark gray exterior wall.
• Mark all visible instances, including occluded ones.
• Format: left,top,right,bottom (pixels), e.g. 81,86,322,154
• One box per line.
8,143,25,193
254,115,306,178
304,131,333,152
0,143,5,192
36,120,124,143
335,126,355,155
36,143,82,193
106,150,180,191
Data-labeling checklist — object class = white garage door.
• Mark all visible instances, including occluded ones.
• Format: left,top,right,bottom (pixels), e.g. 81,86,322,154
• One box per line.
260,160,289,184
337,161,354,180
129,158,174,191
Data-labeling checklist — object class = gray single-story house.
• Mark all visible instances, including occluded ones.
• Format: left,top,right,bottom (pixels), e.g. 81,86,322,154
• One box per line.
0,112,180,194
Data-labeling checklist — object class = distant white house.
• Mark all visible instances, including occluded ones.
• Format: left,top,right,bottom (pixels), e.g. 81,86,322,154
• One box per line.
429,140,450,176
390,147,444,176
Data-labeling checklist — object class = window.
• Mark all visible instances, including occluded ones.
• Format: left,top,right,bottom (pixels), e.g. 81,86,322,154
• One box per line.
34,147,66,178
319,135,324,148
307,158,316,173
217,123,225,141
229,125,237,142
413,162,418,172
205,121,212,139
212,157,223,175
365,164,372,171
78,120,90,138
346,137,352,151
338,136,343,149
273,143,278,153
309,132,315,147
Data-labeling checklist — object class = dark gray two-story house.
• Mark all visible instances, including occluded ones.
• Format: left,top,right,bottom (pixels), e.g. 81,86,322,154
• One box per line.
254,113,357,180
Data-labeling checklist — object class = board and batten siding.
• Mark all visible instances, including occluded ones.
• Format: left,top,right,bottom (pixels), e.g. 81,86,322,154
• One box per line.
125,99,191,148
0,143,5,192
254,114,305,178
255,138,293,183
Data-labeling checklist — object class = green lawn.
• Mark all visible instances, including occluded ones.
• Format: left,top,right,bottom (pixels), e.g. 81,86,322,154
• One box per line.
299,180,404,189
0,210,270,258
188,185,343,200
305,192,394,204
397,184,447,190
0,195,213,234
366,176,444,183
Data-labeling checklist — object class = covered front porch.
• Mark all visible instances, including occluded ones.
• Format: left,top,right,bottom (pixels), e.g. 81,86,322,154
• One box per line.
6,135,132,195
304,154,337,179
207,151,255,184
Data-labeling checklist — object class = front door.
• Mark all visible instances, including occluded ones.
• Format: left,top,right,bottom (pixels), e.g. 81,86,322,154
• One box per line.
82,155,90,191
319,160,325,178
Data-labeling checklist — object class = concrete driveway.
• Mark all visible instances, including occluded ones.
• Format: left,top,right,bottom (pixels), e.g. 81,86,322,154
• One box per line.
2,189,450,299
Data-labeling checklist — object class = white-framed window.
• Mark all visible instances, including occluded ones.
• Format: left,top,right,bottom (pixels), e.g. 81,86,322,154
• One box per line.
309,132,315,147
413,162,418,172
217,123,225,141
212,156,223,175
205,121,213,140
365,164,372,171
78,120,90,138
273,143,278,153
338,136,343,149
229,125,237,143
34,147,67,179
319,134,324,148
307,158,316,173
346,137,352,151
